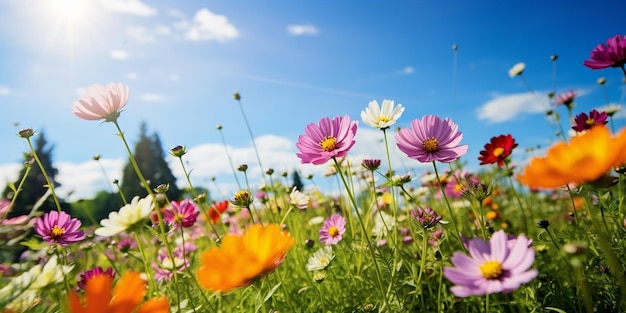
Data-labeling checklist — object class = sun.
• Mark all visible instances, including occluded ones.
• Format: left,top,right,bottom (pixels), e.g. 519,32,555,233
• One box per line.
44,0,95,27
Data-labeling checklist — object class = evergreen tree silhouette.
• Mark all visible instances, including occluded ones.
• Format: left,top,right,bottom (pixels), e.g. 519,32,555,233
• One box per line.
120,122,181,200
2,130,60,217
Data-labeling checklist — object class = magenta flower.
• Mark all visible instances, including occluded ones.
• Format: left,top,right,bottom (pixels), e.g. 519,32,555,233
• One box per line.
552,90,577,107
164,199,200,228
572,109,608,132
296,115,358,165
443,230,537,297
77,266,116,290
410,207,442,229
395,115,468,163
34,211,85,245
583,34,626,70
319,214,346,245
72,82,129,122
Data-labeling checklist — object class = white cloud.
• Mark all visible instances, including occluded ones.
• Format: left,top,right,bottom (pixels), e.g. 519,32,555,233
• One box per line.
399,66,414,75
183,8,238,42
140,93,167,102
0,163,21,190
96,0,157,16
126,72,139,80
0,86,11,95
476,92,549,123
287,24,319,36
110,49,128,60
55,159,125,200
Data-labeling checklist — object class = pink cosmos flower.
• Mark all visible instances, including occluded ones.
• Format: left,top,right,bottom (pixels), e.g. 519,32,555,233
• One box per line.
443,230,537,297
583,34,626,70
296,115,358,165
572,109,608,132
77,266,115,290
319,214,346,245
164,199,200,228
395,115,468,163
34,210,85,245
552,90,577,107
72,82,129,122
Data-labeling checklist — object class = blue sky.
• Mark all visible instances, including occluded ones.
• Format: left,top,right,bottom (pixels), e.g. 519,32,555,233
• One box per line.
1,0,625,200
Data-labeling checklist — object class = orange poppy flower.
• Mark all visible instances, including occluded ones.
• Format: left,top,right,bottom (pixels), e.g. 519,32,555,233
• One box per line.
517,126,626,189
196,224,295,293
207,200,229,224
68,271,169,313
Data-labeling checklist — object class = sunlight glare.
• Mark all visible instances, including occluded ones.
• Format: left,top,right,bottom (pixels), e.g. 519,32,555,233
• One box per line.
44,0,94,26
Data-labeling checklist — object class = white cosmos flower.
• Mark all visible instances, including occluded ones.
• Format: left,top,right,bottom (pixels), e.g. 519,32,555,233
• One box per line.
508,62,525,77
306,246,334,271
289,187,310,209
95,195,154,237
361,99,405,129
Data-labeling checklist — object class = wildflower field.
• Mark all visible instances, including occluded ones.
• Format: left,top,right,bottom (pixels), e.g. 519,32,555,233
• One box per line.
2,34,626,313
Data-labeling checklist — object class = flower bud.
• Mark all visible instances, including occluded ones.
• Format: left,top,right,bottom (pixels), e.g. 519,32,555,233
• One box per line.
597,77,606,85
93,154,101,161
231,190,252,207
233,92,241,100
361,159,381,171
169,145,186,157
550,54,559,61
238,164,248,172
216,124,223,130
154,183,169,194
537,220,550,229
266,168,274,175
17,128,35,138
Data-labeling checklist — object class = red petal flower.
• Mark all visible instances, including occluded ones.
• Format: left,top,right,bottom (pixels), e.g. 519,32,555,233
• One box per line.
478,134,518,167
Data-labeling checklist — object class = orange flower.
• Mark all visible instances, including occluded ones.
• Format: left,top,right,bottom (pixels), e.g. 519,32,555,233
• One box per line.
517,126,626,189
196,224,295,293
69,271,169,313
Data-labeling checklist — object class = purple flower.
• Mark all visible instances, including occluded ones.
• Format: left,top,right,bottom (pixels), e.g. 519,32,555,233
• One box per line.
77,267,115,290
395,115,468,163
572,109,608,132
296,115,358,165
164,199,200,228
410,207,442,229
319,214,346,245
584,34,626,70
34,211,85,245
443,230,537,297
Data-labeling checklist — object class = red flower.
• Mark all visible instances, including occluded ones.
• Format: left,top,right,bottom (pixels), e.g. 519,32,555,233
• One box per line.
207,200,229,224
478,134,518,167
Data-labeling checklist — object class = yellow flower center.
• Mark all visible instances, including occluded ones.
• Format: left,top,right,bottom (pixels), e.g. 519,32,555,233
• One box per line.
319,136,337,152
585,118,595,126
454,184,464,193
377,116,390,123
422,138,439,152
175,213,185,222
493,147,505,157
480,260,503,279
328,226,339,237
51,225,65,238
320,257,328,265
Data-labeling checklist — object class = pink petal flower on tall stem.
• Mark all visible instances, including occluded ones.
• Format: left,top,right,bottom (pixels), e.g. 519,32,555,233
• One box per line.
583,34,626,70
296,115,358,165
34,210,85,245
443,230,537,297
319,214,346,245
164,199,200,228
395,115,468,163
72,82,129,122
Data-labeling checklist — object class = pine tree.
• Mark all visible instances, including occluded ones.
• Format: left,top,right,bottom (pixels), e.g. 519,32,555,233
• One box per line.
2,130,60,217
120,122,181,200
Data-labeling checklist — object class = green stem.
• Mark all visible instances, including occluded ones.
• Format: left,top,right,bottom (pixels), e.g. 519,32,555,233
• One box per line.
333,157,391,310
235,98,265,184
217,127,242,190
415,229,429,299
432,162,465,251
25,137,62,212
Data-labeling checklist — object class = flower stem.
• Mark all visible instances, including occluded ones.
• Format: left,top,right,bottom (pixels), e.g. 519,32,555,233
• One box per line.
235,98,265,184
333,157,391,309
432,162,465,251
25,137,62,212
